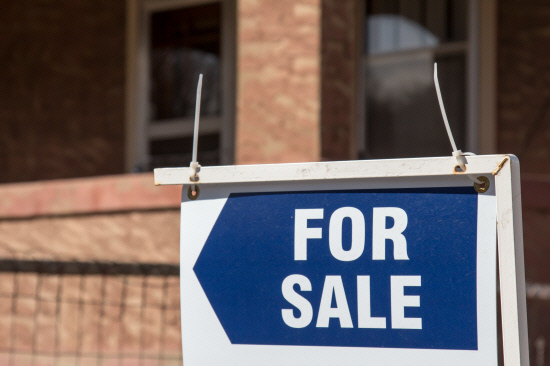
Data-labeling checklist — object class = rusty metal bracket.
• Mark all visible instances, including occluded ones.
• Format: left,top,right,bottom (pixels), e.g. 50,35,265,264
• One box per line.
492,156,509,176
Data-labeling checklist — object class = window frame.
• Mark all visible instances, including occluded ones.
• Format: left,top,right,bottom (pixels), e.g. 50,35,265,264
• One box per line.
126,0,236,172
356,0,496,159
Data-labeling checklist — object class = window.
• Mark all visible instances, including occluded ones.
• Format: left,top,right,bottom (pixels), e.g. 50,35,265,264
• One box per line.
359,0,476,159
127,0,235,171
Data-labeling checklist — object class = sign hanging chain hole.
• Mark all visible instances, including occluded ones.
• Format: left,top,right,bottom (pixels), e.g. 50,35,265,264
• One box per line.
187,185,200,200
474,176,490,193
434,63,481,185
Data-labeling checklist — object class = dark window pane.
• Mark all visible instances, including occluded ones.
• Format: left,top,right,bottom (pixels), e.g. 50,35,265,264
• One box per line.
149,134,220,169
365,0,466,54
363,0,467,159
368,0,399,14
150,3,221,121
364,53,465,159
449,0,467,42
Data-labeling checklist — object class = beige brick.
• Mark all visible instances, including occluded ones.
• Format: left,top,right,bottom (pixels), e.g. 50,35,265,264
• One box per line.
79,275,102,303
8,354,32,366
104,277,125,307
15,297,36,318
120,306,142,352
163,309,182,353
38,275,60,302
76,357,100,366
145,276,166,307
56,356,79,365
120,358,145,366
0,298,12,344
17,273,38,297
0,273,15,296
142,307,163,353
58,301,79,353
159,359,183,366
125,276,145,307
35,301,57,352
80,304,101,353
100,304,123,352
13,300,35,352
293,3,318,18
165,278,181,309
60,276,82,303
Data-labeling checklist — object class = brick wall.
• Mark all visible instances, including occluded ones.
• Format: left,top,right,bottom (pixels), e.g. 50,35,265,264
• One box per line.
0,271,183,364
498,0,550,175
0,174,183,363
236,0,321,164
0,0,126,183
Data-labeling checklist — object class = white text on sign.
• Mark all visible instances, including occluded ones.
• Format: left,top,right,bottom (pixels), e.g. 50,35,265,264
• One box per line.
282,207,422,330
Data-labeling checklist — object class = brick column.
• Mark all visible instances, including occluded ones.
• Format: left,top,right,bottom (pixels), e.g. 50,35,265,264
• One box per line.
320,0,361,161
236,0,321,164
498,0,550,174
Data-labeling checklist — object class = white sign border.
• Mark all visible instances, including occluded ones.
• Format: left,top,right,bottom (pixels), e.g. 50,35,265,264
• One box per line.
156,154,528,366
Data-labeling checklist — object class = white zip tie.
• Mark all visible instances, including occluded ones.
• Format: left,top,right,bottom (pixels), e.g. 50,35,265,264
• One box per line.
434,63,481,185
190,74,203,182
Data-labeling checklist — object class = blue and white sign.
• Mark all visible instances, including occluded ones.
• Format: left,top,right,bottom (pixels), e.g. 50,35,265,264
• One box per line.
179,170,498,366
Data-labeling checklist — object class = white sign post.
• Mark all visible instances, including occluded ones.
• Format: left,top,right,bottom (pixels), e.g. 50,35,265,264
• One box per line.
155,154,528,366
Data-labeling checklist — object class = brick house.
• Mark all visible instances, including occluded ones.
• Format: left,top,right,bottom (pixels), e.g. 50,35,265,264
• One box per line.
0,0,549,364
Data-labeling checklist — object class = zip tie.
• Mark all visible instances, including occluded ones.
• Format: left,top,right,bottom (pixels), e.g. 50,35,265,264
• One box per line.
434,63,481,184
190,74,203,183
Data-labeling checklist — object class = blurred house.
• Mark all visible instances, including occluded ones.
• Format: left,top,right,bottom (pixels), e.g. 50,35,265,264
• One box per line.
0,0,548,364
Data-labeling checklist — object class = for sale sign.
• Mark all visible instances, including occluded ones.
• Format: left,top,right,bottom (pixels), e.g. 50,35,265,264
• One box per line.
154,155,527,366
